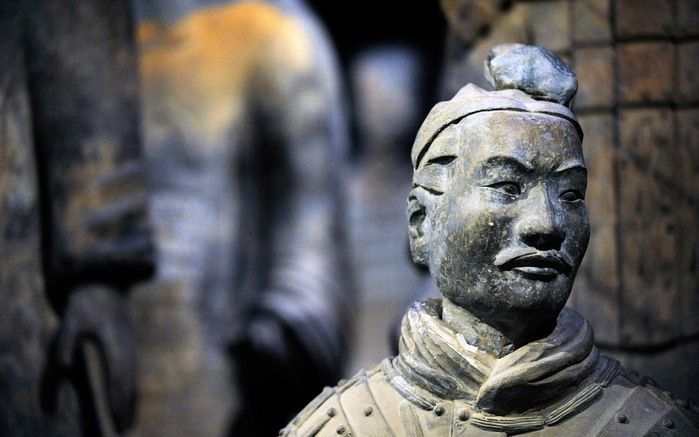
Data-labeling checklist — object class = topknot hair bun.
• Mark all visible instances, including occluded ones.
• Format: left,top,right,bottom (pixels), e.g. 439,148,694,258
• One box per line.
484,43,578,108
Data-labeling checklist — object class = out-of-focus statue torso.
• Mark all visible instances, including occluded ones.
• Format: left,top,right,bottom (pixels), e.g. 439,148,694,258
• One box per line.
134,1,352,435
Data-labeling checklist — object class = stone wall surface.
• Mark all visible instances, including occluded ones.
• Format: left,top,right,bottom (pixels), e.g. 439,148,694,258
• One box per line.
442,0,699,400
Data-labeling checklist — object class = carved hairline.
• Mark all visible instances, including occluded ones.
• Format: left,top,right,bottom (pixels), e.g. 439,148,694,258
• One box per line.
413,108,583,170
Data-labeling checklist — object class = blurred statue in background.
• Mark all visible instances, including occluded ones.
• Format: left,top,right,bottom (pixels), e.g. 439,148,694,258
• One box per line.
347,46,430,369
282,45,699,436
133,0,353,435
1,1,154,436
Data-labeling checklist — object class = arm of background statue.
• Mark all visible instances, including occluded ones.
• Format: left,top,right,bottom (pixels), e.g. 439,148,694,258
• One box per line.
23,0,155,434
233,6,354,398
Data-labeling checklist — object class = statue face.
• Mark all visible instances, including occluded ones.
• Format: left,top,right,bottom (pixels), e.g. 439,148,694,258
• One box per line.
424,111,589,323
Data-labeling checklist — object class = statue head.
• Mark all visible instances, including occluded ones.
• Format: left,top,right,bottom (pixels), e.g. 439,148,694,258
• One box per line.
407,44,588,340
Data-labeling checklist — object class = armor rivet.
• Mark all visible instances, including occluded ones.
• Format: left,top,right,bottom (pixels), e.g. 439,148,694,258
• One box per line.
336,425,346,434
457,408,470,421
327,407,337,417
615,413,628,424
663,418,675,429
434,404,445,417
338,379,347,386
363,406,373,416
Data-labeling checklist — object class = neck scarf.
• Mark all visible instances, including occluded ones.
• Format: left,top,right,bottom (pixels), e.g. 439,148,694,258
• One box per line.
393,299,599,415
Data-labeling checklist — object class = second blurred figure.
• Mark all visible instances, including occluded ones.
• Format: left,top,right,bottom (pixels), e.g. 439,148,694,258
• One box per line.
131,0,354,435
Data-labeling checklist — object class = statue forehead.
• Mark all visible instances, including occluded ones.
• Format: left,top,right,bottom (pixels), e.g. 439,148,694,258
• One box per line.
460,110,577,134
411,87,581,169
425,111,582,163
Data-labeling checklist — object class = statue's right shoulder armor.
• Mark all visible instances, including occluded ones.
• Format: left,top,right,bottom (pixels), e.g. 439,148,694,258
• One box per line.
280,360,408,436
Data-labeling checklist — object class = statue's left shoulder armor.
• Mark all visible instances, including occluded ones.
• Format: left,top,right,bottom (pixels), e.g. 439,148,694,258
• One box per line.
580,366,699,436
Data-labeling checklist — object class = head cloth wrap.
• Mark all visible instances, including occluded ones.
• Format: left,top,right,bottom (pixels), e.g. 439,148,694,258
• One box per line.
411,44,582,169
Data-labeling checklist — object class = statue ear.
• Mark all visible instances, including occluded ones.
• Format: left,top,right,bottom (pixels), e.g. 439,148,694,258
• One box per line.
407,188,431,267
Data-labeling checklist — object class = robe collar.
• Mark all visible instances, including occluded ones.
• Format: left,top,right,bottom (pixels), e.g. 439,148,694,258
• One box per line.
393,299,599,415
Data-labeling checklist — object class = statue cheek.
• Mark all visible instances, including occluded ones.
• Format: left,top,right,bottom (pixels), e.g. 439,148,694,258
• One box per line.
476,207,517,247
565,210,590,250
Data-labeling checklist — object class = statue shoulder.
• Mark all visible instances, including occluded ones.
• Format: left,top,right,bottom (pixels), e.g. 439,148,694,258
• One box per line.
579,364,699,436
280,360,407,437
282,357,699,436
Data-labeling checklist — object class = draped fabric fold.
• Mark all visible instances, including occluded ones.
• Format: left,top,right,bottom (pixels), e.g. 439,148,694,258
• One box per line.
394,299,599,414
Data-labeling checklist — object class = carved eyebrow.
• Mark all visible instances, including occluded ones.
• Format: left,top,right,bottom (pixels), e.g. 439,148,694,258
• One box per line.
554,163,587,174
481,155,534,173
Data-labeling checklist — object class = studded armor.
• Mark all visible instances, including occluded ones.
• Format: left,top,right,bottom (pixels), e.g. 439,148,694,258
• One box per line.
282,301,699,436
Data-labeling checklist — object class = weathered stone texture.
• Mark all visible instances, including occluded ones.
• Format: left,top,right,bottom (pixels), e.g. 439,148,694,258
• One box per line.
676,0,699,37
676,110,699,213
574,47,614,109
617,108,697,346
615,0,674,37
618,43,675,104
675,109,699,334
485,44,578,106
571,115,619,343
573,0,612,43
525,1,570,52
677,42,699,104
619,109,676,182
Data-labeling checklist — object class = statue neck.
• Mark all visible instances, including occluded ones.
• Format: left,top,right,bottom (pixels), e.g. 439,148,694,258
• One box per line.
441,298,557,358
441,298,515,357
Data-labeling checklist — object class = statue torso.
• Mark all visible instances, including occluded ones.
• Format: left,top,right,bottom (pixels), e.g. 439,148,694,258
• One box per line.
284,301,699,436
283,359,699,436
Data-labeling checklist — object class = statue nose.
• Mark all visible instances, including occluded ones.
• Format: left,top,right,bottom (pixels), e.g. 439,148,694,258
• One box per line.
515,187,566,251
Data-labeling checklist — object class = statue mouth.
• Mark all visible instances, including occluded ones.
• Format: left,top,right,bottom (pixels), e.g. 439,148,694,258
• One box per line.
494,250,573,280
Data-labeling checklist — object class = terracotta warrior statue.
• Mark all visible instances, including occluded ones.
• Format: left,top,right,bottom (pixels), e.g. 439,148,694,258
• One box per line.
282,44,699,436
134,1,353,435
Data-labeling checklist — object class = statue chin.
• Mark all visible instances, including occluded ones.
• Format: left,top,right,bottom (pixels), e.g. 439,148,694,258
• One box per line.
452,291,569,319
435,271,574,325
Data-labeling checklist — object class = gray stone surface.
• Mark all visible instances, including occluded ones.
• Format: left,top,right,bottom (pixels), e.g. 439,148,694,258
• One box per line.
485,44,578,107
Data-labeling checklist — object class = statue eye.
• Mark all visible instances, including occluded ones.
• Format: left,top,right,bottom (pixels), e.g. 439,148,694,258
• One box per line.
560,190,583,203
489,182,521,196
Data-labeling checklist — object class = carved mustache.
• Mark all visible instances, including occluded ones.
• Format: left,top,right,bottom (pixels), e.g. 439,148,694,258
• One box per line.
494,248,574,276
